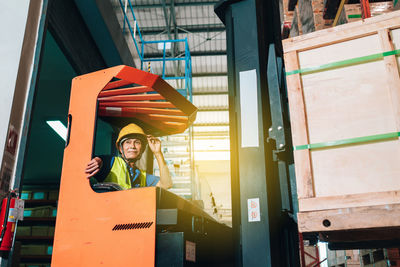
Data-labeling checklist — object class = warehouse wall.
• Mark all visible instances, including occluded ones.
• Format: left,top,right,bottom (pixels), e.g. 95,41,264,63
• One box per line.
0,1,30,172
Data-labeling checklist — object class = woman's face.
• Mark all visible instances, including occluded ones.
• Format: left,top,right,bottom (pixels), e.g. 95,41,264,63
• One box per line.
120,138,142,160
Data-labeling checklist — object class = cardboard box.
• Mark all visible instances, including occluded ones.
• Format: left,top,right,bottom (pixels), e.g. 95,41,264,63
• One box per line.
31,226,48,236
23,208,34,217
47,245,53,255
32,206,52,217
16,226,31,236
21,191,31,200
32,191,48,200
20,245,47,255
51,207,57,217
47,226,55,237
48,190,59,200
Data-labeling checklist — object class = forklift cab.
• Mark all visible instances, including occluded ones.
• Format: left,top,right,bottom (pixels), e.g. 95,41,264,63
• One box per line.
51,66,233,267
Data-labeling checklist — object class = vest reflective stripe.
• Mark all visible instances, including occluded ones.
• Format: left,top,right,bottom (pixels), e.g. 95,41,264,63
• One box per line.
104,157,146,189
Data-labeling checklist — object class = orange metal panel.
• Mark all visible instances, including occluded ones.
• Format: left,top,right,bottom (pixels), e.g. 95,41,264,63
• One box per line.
163,121,189,130
98,106,185,116
102,79,132,90
142,120,188,134
134,114,189,123
114,66,159,88
115,67,197,118
98,86,153,97
98,94,164,102
98,101,176,109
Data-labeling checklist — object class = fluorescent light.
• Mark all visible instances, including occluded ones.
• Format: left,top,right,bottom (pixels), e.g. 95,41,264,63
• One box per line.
46,120,67,141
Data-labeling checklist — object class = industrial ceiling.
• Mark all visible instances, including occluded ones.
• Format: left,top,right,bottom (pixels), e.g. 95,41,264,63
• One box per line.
111,0,229,130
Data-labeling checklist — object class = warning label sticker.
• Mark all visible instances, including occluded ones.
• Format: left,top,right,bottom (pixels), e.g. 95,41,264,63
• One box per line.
247,198,261,222
185,241,196,262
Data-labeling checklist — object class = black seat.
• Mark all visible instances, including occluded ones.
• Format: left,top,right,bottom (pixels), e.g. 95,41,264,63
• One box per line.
91,182,123,193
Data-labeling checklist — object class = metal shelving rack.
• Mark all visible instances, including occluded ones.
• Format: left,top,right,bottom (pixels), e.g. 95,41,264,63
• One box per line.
117,0,195,199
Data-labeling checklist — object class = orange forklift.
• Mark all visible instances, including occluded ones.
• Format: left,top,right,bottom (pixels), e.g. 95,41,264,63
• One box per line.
51,66,233,266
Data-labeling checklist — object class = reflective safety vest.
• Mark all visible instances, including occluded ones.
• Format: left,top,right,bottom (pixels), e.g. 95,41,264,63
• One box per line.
103,157,146,189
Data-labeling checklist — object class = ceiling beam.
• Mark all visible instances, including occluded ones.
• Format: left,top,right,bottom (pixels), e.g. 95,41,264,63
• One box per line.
192,72,227,77
162,72,226,78
190,50,226,56
170,0,182,78
193,131,229,137
198,107,228,111
170,1,178,42
193,91,228,95
138,24,225,35
121,1,219,9
143,50,226,58
193,123,229,126
161,0,179,77
161,0,174,41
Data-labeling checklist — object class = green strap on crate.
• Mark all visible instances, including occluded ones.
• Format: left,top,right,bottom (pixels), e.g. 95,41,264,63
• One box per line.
294,131,400,151
286,49,400,76
348,14,362,18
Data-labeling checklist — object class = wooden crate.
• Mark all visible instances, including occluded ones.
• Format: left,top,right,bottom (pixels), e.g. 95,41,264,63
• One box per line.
283,11,400,237
344,2,394,24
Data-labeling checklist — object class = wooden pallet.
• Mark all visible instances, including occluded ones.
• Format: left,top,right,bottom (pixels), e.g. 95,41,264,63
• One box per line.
283,11,400,238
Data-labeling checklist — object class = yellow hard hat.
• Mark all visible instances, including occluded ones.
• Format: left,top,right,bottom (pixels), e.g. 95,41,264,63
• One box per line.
116,123,147,149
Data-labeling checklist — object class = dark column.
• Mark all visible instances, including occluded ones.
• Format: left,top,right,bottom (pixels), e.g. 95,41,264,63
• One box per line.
215,0,300,266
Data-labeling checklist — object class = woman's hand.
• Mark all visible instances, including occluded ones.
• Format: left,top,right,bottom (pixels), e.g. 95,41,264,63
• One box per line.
147,135,162,155
146,135,173,189
85,157,103,178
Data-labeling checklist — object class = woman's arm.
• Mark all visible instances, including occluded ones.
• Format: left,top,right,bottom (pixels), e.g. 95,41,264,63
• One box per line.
147,135,173,189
